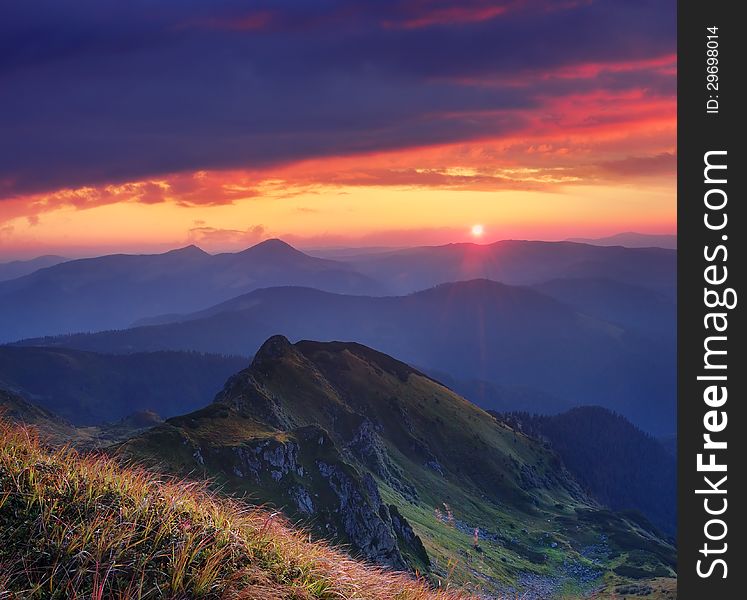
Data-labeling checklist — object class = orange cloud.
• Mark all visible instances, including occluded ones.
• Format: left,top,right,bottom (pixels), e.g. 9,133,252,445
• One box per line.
0,172,266,226
0,62,675,258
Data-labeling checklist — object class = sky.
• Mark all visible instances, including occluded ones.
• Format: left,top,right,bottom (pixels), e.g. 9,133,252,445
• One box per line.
0,0,676,259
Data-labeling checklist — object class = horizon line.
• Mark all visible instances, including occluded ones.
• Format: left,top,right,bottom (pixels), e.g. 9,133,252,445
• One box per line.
1,232,678,263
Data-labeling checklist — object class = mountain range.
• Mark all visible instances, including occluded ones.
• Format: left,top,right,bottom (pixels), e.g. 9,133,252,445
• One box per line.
0,255,69,282
333,239,676,297
0,239,675,344
0,229,678,589
24,278,675,434
566,233,677,249
0,240,380,342
0,339,675,534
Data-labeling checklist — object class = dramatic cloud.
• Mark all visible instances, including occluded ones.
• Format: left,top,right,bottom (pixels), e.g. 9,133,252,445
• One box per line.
0,1,676,257
0,172,267,225
1,0,675,200
598,152,676,176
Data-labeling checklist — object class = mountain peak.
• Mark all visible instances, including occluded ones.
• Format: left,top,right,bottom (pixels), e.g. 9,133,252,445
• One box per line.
242,238,300,255
165,244,208,257
252,334,295,367
257,238,294,249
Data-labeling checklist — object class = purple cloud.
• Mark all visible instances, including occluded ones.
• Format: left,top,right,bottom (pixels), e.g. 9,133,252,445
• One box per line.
0,0,675,198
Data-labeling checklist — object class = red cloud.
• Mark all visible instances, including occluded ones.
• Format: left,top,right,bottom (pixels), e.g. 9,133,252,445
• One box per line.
382,1,511,29
184,0,588,33
378,0,594,29
189,10,274,32
598,152,676,177
0,72,674,227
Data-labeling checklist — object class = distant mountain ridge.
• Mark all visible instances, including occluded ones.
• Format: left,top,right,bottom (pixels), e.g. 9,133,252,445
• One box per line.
566,232,677,249
0,239,382,343
23,279,676,434
0,255,69,281
334,239,676,297
531,277,675,336
0,239,676,343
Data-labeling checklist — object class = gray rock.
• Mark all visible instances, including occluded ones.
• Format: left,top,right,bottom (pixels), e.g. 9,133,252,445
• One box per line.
292,486,315,514
389,504,430,567
228,438,303,482
346,418,419,501
317,460,408,571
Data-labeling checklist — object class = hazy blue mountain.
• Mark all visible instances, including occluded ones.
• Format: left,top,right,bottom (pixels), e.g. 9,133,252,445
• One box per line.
23,280,675,434
496,407,677,535
531,277,675,338
429,372,573,416
0,239,382,343
0,255,69,281
0,346,247,425
302,246,407,259
566,232,677,249
333,240,676,297
658,434,677,457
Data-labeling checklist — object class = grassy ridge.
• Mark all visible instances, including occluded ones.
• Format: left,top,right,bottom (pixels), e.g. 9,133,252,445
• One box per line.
118,338,676,596
0,420,462,599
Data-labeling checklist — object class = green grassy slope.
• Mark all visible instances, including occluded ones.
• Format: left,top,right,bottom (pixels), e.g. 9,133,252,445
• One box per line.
120,336,676,598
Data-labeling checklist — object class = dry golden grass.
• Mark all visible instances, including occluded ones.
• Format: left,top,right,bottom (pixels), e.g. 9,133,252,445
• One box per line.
0,419,468,600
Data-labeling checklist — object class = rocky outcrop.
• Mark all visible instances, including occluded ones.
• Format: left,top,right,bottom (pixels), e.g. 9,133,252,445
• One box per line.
213,369,291,430
290,485,315,514
193,423,426,572
317,461,408,571
388,504,430,567
195,337,434,571
345,418,418,501
229,438,304,481
346,418,388,475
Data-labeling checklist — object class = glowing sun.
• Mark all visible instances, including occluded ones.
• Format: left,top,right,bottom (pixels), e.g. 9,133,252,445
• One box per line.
471,224,484,237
